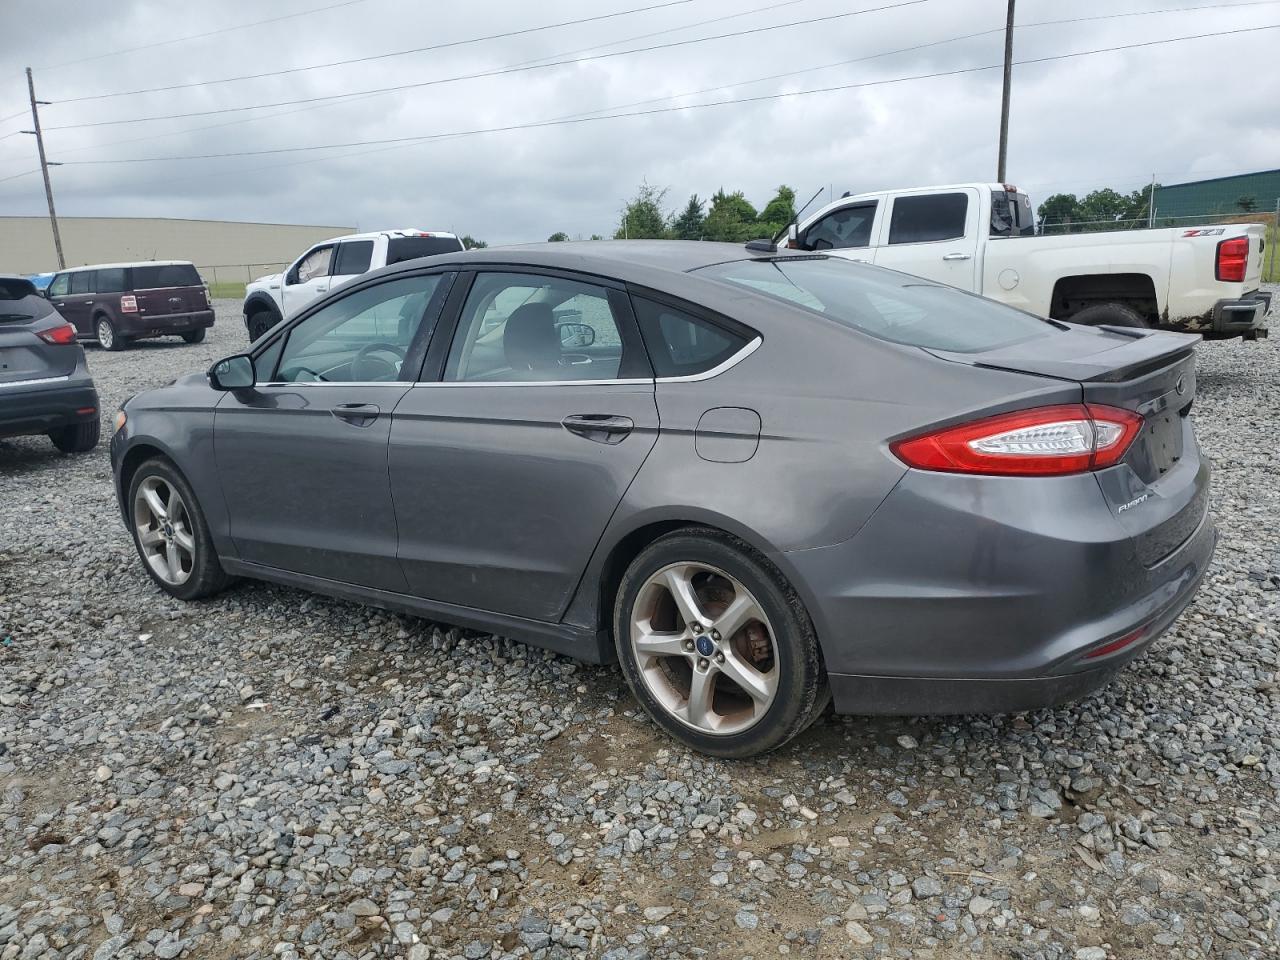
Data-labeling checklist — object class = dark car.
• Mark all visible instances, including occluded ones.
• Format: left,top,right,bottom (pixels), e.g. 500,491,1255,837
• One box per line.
110,242,1214,757
47,261,214,351
0,275,100,453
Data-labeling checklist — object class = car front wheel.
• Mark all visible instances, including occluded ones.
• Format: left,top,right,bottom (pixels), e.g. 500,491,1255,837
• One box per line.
614,529,828,757
96,316,125,351
128,458,231,600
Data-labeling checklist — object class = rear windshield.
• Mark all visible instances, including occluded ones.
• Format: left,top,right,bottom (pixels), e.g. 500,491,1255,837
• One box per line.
695,257,1053,353
0,278,49,321
0,278,37,300
386,236,463,265
132,263,201,289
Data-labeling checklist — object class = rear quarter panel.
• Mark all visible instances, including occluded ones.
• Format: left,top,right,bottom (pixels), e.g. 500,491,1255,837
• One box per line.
1167,224,1266,328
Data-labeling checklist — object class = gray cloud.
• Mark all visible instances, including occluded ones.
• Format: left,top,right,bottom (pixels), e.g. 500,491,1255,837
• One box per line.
2,0,1277,245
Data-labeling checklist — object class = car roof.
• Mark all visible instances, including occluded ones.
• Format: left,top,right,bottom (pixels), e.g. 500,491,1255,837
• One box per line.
57,260,196,272
322,228,459,243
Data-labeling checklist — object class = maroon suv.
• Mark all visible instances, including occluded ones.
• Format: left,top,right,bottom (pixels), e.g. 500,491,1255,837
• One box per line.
46,261,215,351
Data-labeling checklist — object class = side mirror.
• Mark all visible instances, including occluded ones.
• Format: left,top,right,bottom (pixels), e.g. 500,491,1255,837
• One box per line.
787,223,811,251
208,354,255,391
557,322,595,348
285,267,300,285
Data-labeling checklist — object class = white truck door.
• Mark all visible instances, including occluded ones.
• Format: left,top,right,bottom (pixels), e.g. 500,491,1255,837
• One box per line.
281,244,336,317
799,199,880,262
872,188,980,290
329,239,376,294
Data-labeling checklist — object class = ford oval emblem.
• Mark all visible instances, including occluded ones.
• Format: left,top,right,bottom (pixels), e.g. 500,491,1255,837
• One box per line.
1175,375,1186,396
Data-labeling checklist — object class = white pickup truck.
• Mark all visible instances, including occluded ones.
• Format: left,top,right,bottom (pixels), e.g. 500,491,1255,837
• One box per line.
789,183,1272,339
242,228,464,340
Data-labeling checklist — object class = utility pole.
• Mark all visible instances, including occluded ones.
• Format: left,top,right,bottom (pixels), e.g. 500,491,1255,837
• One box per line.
24,67,65,269
996,0,1015,183
1147,174,1157,228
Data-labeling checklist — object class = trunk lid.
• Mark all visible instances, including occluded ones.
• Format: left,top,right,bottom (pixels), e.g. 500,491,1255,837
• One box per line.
1241,222,1265,291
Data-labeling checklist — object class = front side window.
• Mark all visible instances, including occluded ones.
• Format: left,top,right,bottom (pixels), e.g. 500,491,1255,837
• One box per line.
632,298,749,378
887,193,969,244
333,240,374,276
292,246,333,284
70,272,93,295
804,202,877,250
48,274,70,297
273,274,450,383
96,268,128,293
696,257,1052,354
445,272,627,382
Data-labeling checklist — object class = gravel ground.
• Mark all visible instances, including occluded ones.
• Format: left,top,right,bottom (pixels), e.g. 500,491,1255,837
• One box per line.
2,296,1278,960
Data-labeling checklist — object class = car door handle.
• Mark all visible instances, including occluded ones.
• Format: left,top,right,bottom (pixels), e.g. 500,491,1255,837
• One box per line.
562,414,634,444
331,402,380,426
942,253,971,261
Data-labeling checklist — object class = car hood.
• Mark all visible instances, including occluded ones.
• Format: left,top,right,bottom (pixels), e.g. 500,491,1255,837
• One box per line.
248,272,282,290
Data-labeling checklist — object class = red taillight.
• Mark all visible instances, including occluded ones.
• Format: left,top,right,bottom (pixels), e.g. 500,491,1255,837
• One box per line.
891,404,1143,477
120,295,138,313
1215,236,1249,282
37,323,77,345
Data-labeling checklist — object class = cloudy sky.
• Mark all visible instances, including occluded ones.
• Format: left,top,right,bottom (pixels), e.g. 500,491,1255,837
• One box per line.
1,0,1277,245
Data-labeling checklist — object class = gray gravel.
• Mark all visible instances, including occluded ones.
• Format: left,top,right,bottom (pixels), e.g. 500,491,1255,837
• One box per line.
2,295,1278,960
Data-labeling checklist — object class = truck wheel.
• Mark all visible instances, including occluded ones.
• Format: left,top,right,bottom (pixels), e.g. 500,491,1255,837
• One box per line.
49,418,100,454
1068,303,1149,329
181,328,206,344
247,310,275,342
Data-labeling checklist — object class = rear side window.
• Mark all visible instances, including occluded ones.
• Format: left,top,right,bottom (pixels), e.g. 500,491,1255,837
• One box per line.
96,268,128,293
333,240,374,275
70,272,93,295
49,274,69,297
696,257,1051,354
888,193,968,244
133,263,201,288
804,202,877,250
387,236,463,265
633,298,749,378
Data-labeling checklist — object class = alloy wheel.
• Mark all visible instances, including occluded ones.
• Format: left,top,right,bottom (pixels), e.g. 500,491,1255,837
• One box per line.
97,319,114,349
133,475,195,585
629,562,779,735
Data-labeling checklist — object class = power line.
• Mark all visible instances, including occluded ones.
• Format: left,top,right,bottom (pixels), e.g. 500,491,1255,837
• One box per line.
41,0,935,129
51,0,702,104
0,168,39,184
37,0,372,71
55,23,1280,167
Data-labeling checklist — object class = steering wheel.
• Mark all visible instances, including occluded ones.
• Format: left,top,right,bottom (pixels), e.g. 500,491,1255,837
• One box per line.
351,342,407,381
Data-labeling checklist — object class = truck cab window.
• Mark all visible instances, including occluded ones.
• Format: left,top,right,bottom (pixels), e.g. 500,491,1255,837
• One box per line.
888,193,968,244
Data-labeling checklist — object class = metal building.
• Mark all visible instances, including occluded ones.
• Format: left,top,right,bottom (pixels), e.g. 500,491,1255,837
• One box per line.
0,216,355,285
1153,168,1280,223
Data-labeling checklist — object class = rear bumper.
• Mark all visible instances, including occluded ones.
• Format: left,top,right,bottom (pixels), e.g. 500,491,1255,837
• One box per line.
0,375,99,438
1212,291,1271,335
783,447,1215,716
118,308,215,338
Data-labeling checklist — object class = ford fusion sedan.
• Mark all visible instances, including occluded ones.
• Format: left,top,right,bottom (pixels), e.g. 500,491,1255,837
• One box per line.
0,275,100,453
110,242,1214,757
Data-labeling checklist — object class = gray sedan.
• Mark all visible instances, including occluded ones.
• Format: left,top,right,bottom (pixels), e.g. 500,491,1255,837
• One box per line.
110,242,1214,756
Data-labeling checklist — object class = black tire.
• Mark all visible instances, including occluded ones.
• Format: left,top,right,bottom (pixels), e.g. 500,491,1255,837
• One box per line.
96,315,126,351
127,457,232,601
181,328,206,344
613,528,828,758
247,310,276,342
48,418,100,454
1068,302,1149,329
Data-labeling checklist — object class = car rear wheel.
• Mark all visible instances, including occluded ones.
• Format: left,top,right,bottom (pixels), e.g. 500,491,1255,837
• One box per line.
128,458,231,600
181,328,206,344
614,530,828,757
247,310,275,342
1068,302,1149,328
48,418,100,454
96,316,125,351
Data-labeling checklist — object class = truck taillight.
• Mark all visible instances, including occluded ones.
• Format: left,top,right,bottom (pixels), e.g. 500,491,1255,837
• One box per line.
38,323,78,345
1215,236,1249,282
891,404,1143,477
120,295,138,313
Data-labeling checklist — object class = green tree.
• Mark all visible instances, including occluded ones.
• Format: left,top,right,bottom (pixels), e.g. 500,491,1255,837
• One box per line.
757,185,797,237
615,182,670,239
1037,193,1082,233
1237,195,1258,213
461,235,487,249
547,232,569,242
589,234,604,241
702,189,759,242
671,194,706,240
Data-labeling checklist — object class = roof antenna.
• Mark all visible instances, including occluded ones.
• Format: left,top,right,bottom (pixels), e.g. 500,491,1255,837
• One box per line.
767,187,825,246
